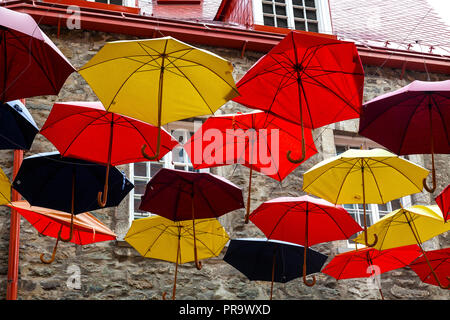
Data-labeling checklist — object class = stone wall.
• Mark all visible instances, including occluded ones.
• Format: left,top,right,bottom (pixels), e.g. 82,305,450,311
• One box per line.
0,26,449,300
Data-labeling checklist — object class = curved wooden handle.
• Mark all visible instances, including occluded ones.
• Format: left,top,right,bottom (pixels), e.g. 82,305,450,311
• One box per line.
366,233,379,248
141,129,161,161
423,177,437,193
303,274,316,287
162,292,168,300
287,133,307,164
58,217,74,243
40,237,59,264
97,190,107,208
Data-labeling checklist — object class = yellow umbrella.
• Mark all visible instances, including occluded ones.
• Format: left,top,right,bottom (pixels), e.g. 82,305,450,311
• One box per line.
0,167,11,205
78,36,239,160
302,148,429,247
354,205,449,289
124,215,229,300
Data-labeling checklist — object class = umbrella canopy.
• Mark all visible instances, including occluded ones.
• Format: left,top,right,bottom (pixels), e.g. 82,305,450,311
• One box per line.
435,184,449,222
302,148,429,247
409,248,450,288
223,238,328,299
6,200,116,264
184,110,318,222
0,7,75,102
124,215,229,300
139,168,244,269
40,101,178,206
358,80,450,193
0,100,38,150
233,31,364,163
78,36,239,159
0,166,11,205
354,205,449,289
321,245,422,299
249,195,362,286
12,152,133,242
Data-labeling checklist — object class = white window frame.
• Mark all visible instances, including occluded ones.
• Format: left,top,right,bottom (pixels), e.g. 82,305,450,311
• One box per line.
128,121,208,224
252,0,332,34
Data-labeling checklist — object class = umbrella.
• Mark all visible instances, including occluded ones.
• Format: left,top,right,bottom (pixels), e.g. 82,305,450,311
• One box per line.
0,6,75,102
358,80,450,193
233,30,364,163
78,36,239,159
409,247,450,289
248,195,362,286
40,101,178,207
6,200,116,264
124,215,229,300
435,184,449,222
321,245,422,299
11,152,133,242
138,168,244,269
0,166,11,205
184,110,318,223
0,100,38,150
353,205,450,289
302,148,429,247
223,238,328,299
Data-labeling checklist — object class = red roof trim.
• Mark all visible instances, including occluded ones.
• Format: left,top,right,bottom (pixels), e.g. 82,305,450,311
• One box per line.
3,0,450,74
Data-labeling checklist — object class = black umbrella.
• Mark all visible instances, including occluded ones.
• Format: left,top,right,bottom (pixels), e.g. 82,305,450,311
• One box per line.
223,238,328,299
12,152,133,244
0,100,38,150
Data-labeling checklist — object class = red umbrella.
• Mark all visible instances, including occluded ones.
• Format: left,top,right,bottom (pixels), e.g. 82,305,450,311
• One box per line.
7,200,116,264
184,110,318,223
435,184,450,222
0,7,75,102
358,80,450,193
139,168,244,269
40,101,178,206
409,247,450,289
233,31,364,163
321,245,422,299
249,195,363,286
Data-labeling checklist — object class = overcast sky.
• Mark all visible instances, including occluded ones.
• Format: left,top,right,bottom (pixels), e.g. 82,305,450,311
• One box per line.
427,0,450,25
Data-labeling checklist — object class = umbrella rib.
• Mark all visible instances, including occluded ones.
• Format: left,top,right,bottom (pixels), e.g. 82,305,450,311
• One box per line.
298,79,316,129
430,94,450,147
142,225,172,257
363,158,385,204
335,255,355,280
78,54,158,71
418,259,447,283
333,159,361,204
311,203,357,239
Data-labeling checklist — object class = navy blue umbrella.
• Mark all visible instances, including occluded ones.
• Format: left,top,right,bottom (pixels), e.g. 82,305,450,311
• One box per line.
0,100,38,150
223,238,328,299
12,152,134,241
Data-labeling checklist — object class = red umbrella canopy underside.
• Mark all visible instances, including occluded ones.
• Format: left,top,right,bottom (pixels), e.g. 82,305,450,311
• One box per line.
409,247,450,288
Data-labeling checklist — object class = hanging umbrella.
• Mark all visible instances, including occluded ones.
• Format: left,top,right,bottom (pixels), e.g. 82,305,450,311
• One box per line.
11,152,134,242
353,205,450,289
358,80,450,193
0,100,38,150
302,148,429,247
223,238,328,299
435,184,449,222
124,215,229,300
40,101,178,207
6,200,116,264
321,245,422,299
248,195,362,286
184,110,318,223
0,6,75,102
233,30,364,163
409,247,450,289
138,168,244,270
0,166,11,205
78,36,239,160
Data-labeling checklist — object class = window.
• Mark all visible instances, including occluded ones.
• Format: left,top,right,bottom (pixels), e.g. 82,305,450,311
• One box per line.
87,0,135,7
128,121,208,220
253,0,332,33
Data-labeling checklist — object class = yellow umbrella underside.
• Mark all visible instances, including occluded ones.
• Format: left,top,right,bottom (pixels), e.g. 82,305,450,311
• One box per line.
354,205,450,250
0,167,11,205
124,215,229,264
78,36,239,126
302,148,429,205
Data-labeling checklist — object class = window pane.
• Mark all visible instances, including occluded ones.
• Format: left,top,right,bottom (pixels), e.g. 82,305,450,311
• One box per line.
134,180,148,195
172,147,186,163
305,0,315,8
277,18,288,28
263,3,274,14
134,198,147,214
293,8,304,18
134,162,147,177
150,163,163,176
95,0,108,3
295,20,306,30
292,0,303,5
378,203,388,212
275,5,286,15
264,16,275,26
110,0,123,5
308,22,319,32
391,199,402,210
174,165,186,171
306,9,317,20
274,0,286,3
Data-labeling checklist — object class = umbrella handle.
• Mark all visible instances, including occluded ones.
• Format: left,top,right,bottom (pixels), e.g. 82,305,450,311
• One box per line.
39,237,59,264
286,142,306,164
97,163,110,207
303,274,316,287
58,214,74,242
141,128,161,161
422,170,437,193
365,233,378,248
244,166,253,224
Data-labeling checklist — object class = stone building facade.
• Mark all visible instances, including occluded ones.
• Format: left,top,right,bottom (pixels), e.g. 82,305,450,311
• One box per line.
0,23,448,300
